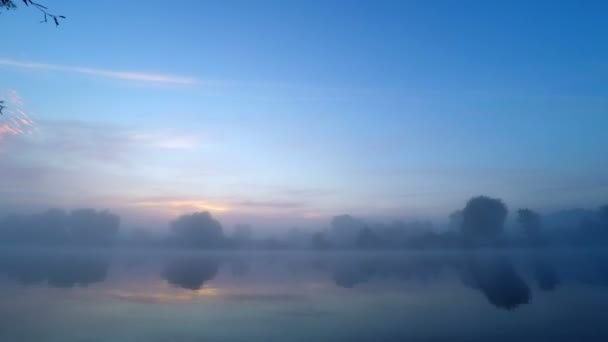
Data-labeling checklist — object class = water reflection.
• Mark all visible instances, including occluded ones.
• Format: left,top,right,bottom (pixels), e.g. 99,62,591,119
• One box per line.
533,258,560,291
161,256,220,290
333,261,370,288
330,256,447,288
461,257,530,310
0,250,608,308
2,250,608,341
0,251,109,288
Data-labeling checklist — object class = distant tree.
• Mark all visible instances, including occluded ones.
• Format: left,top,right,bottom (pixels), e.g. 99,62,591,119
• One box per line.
449,210,464,230
517,208,543,245
600,205,608,226
311,231,331,250
576,205,608,244
461,196,508,243
0,208,119,246
30,208,69,244
330,214,365,248
1,0,65,26
355,227,383,249
169,212,225,248
286,227,310,249
68,209,120,246
232,224,253,248
261,238,286,250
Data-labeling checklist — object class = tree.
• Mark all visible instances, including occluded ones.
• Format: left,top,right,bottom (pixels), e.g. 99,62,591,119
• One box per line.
169,212,225,248
461,196,508,242
600,205,608,226
355,227,383,249
330,214,365,248
1,0,65,115
449,210,464,230
232,224,253,248
68,209,120,246
311,231,331,250
0,208,119,246
1,0,65,26
517,208,543,245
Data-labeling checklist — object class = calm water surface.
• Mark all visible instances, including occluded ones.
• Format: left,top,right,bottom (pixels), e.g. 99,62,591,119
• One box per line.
1,249,608,341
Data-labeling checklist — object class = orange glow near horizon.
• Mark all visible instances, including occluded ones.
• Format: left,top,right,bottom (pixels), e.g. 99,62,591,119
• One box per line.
106,287,221,303
0,90,35,141
132,199,231,215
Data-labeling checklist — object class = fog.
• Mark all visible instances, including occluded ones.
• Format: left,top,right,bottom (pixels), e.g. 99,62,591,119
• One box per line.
0,196,607,250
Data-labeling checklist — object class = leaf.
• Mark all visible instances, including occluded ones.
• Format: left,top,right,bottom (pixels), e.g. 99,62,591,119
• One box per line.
53,16,58,26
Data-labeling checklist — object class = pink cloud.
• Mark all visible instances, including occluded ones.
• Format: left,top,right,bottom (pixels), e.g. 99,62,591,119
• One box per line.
0,90,35,141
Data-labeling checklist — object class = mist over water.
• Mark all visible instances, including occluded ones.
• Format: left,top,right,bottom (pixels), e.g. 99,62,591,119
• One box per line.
1,248,608,341
2,1,608,341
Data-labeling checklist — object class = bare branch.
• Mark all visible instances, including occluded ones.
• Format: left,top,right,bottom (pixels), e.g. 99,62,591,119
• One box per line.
1,0,65,26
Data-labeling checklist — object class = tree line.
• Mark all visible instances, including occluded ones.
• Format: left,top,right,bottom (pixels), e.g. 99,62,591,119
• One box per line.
0,196,607,249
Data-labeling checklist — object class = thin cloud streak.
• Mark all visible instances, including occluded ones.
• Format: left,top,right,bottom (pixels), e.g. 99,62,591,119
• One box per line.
0,58,197,85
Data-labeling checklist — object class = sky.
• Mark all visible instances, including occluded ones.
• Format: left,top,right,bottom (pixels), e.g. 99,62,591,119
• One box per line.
1,0,607,231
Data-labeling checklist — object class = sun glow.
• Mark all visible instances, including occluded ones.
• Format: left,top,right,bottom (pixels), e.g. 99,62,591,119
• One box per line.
132,199,230,214
106,287,221,303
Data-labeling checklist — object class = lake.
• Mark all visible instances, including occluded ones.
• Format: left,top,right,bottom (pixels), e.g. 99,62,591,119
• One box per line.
1,249,608,341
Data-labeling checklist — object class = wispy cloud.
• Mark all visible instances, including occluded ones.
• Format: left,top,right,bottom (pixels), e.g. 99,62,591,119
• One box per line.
234,200,306,209
131,132,197,149
0,58,197,85
127,196,311,216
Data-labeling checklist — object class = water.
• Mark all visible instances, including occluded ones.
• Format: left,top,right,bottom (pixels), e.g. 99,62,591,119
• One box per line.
1,249,608,341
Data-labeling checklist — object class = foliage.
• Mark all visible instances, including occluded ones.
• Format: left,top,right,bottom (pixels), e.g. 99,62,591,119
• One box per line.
169,212,225,248
461,196,508,241
517,208,543,245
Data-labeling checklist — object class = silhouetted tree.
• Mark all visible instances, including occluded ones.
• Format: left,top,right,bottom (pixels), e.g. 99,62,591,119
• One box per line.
576,206,608,245
311,232,331,250
0,208,119,246
169,212,225,248
355,227,384,249
232,224,253,248
69,209,120,246
517,208,543,246
330,214,365,248
31,208,69,243
449,210,464,230
461,196,508,244
600,205,608,227
233,224,252,240
0,0,65,26
286,227,310,249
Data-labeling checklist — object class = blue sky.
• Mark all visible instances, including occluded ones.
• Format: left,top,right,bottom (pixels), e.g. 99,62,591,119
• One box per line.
1,0,607,230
